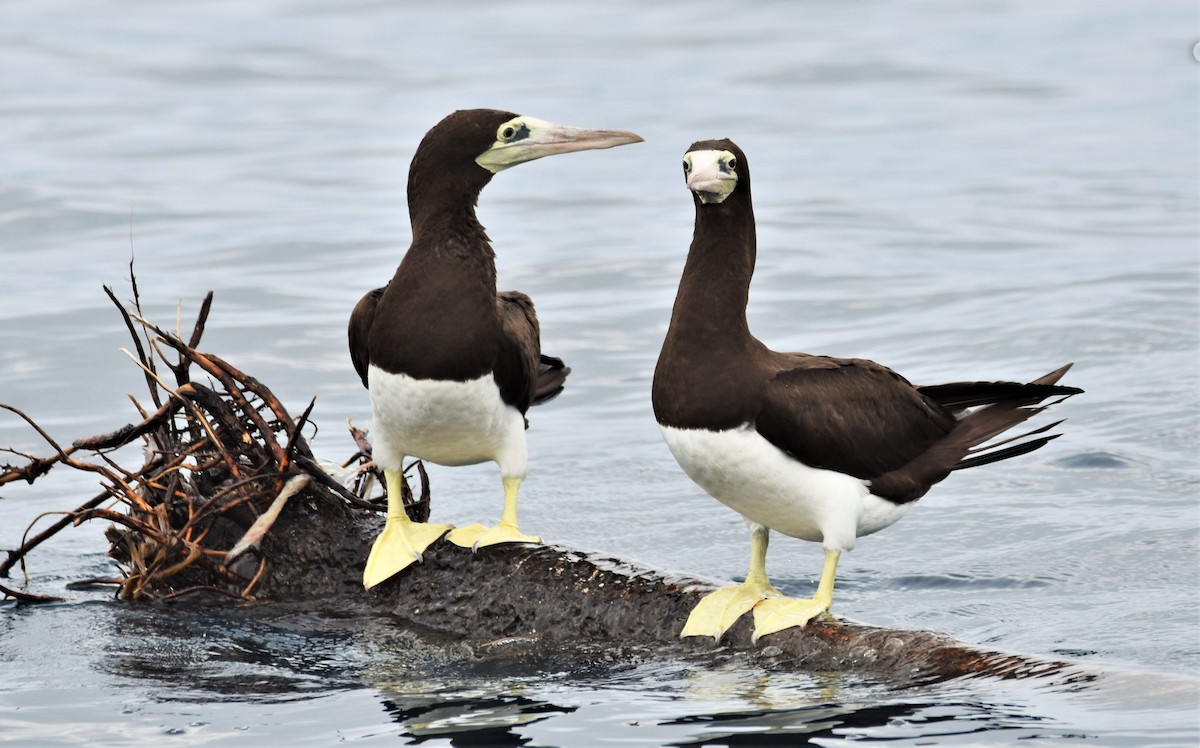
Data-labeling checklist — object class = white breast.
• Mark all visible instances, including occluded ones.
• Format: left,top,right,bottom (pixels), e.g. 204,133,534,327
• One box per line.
659,424,912,552
368,366,527,478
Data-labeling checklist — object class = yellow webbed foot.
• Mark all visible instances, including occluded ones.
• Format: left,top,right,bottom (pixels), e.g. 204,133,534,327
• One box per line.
447,477,540,550
751,596,831,643
680,578,782,641
445,522,487,549
750,547,841,643
446,522,540,550
681,533,843,644
362,518,452,589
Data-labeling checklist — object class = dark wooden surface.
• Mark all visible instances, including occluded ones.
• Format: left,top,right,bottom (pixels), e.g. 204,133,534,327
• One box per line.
250,490,1091,685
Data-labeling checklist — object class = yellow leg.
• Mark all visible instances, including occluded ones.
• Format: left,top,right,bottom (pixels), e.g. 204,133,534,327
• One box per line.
681,527,782,641
752,548,841,643
362,469,452,589
446,476,541,550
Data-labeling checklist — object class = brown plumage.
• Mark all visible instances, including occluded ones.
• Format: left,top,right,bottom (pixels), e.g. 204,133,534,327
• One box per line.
351,109,641,589
348,110,553,412
349,283,566,419
653,138,1081,506
653,138,1081,641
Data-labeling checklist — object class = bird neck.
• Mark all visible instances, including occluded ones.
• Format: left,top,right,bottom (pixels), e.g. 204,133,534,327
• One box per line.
668,199,758,345
408,180,487,237
382,197,501,381
403,164,499,293
406,145,494,234
652,197,762,429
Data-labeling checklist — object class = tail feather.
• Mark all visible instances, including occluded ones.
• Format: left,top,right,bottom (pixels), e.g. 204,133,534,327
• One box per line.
919,362,1080,413
872,365,1081,502
532,355,570,407
1031,363,1075,386
942,365,1081,470
918,381,1072,411
951,403,1048,449
964,418,1063,456
955,433,1063,471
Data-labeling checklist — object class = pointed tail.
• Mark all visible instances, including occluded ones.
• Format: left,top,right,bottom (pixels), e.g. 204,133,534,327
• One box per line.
922,363,1082,473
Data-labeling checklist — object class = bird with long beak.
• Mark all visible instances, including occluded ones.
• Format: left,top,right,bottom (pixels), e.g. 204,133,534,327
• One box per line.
654,139,1080,642
350,109,642,589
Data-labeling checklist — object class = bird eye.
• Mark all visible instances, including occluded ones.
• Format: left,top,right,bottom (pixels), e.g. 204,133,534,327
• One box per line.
726,157,737,171
501,125,517,140
682,159,691,173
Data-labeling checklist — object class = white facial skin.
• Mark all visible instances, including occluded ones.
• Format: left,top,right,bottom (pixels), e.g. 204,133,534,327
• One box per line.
476,115,643,173
683,149,739,204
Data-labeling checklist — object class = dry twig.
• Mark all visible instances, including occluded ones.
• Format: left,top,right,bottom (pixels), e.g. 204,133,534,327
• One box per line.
0,275,400,601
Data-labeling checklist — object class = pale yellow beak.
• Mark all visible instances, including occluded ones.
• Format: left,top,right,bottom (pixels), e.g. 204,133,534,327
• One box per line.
477,117,643,173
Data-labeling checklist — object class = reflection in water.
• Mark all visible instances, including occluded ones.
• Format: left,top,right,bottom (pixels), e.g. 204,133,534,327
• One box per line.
97,603,369,701
380,692,574,747
60,597,1192,745
666,660,990,746
665,701,924,746
362,619,601,746
660,700,1032,746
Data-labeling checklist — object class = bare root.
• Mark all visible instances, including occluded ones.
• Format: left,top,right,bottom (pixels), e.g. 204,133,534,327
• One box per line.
0,272,425,602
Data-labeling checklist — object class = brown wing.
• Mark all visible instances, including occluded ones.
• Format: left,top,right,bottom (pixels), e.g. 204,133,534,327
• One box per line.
754,354,956,485
495,292,571,415
348,286,385,389
493,291,543,414
756,356,1082,503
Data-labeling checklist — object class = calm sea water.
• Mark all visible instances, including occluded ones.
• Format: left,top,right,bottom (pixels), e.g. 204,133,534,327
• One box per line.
1,0,1197,744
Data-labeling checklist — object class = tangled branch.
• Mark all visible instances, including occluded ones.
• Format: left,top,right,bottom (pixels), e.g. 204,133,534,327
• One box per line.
0,274,428,602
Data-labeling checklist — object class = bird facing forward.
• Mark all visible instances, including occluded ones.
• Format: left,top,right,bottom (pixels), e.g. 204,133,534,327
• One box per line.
652,139,1081,642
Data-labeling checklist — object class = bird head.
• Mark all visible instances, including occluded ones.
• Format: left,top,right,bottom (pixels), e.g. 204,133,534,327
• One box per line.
682,139,749,205
470,110,644,173
406,109,642,217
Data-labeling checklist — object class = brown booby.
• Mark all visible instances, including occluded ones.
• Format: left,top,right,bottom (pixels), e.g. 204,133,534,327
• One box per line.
351,109,642,589
652,139,1082,642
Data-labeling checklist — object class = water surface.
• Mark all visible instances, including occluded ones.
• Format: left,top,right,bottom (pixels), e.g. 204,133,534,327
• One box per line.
1,0,1197,744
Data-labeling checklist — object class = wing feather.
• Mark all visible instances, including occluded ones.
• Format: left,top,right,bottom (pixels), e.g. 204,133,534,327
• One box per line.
754,355,955,481
348,286,385,389
494,291,543,414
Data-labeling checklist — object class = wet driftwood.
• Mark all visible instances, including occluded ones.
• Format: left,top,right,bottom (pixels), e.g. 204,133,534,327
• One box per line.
0,281,1088,685
256,507,1088,683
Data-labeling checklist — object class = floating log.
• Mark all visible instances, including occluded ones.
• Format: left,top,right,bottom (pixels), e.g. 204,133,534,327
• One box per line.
0,278,1089,686
251,495,1090,684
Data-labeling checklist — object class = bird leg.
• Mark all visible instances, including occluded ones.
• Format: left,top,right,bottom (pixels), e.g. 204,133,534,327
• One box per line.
752,548,840,643
446,476,541,550
681,526,782,641
362,469,452,588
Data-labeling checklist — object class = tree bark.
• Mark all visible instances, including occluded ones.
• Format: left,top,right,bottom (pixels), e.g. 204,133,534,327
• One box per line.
251,494,1089,685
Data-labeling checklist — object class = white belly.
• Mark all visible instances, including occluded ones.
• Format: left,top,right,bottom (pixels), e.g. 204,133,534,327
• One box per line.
659,424,912,552
369,366,527,477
